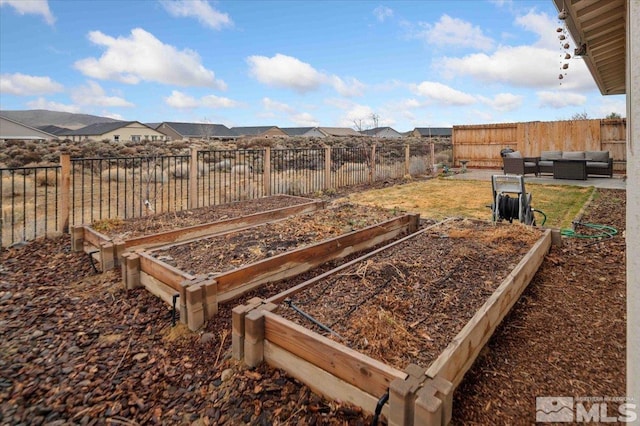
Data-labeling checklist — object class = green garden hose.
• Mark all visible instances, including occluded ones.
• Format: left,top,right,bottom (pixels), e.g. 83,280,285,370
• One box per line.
560,221,618,239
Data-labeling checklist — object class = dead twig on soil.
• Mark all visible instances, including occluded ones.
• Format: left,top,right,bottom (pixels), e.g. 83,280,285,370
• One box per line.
214,330,228,368
110,337,133,382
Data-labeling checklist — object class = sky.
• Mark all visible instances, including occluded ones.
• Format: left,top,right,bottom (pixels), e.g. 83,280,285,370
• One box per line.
0,0,627,132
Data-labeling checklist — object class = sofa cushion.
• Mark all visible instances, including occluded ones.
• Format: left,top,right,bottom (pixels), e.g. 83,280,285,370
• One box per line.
505,151,522,158
562,151,585,160
586,151,609,162
524,161,537,167
586,161,609,168
541,150,562,160
538,160,554,167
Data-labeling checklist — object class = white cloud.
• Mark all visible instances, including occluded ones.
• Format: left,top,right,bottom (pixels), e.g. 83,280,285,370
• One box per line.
412,15,494,51
479,92,523,112
438,46,593,90
290,112,319,127
165,90,240,109
0,0,55,25
71,81,134,107
337,103,375,128
593,96,626,118
26,97,81,113
262,97,294,114
261,97,319,126
160,0,232,30
247,54,363,97
437,10,594,91
331,76,366,97
412,81,476,106
247,54,325,93
74,28,225,88
373,6,393,22
537,90,586,108
0,73,63,96
201,94,240,108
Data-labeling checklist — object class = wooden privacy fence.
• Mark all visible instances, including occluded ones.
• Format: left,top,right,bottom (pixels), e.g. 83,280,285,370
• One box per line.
0,144,433,248
452,118,626,172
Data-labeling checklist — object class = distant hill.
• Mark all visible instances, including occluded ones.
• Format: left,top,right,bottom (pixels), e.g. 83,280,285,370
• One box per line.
0,109,122,130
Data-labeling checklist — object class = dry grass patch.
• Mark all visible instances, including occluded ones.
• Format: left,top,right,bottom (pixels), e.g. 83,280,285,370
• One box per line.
344,178,594,229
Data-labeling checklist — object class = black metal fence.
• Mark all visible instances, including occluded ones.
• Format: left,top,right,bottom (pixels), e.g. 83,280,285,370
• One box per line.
1,145,433,248
1,165,60,247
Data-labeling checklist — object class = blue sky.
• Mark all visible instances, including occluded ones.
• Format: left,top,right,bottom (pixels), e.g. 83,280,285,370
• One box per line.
0,0,626,131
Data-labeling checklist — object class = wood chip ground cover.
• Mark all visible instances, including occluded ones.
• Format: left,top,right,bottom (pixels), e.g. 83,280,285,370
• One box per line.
278,219,543,370
0,188,625,424
90,195,312,239
149,202,400,276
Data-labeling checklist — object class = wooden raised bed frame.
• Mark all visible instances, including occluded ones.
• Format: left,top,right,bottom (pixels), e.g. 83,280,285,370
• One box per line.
70,195,325,271
232,220,552,425
123,213,420,331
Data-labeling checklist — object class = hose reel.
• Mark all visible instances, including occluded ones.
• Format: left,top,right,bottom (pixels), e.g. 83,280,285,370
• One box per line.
491,175,536,226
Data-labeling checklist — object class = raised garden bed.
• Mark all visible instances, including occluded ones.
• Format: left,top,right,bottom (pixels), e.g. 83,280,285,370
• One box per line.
70,195,324,271
123,203,420,330
232,218,551,425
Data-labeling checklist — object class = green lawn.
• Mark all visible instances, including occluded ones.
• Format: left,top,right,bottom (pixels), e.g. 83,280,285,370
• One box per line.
344,178,594,229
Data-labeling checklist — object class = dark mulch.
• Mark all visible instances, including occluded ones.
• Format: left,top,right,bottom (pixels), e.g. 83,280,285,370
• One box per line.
0,188,625,425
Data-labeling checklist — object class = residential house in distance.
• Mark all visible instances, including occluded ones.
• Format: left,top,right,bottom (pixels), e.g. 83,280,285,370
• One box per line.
411,127,452,138
153,122,237,141
317,127,362,137
360,127,404,139
0,115,58,141
230,126,288,138
63,121,166,142
281,127,326,137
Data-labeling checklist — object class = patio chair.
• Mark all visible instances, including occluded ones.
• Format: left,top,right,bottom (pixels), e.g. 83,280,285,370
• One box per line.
502,151,538,176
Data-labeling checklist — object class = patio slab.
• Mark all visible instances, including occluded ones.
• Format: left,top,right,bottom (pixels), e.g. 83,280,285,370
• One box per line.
445,168,626,190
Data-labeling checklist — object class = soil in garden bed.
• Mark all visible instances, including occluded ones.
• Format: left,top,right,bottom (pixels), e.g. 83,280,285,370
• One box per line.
149,202,403,276
89,195,313,239
278,218,543,371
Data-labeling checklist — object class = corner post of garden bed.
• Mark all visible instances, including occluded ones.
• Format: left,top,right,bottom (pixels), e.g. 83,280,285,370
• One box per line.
122,252,141,290
232,297,267,361
413,376,453,426
70,225,85,252
388,364,428,426
100,241,115,271
243,302,278,367
59,153,71,233
263,147,271,197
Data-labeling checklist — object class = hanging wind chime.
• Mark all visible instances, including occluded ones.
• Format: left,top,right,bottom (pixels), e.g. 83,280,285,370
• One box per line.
557,6,570,85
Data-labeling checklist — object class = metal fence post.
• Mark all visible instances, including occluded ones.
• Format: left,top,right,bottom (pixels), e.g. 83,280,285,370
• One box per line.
59,154,71,233
263,147,271,197
189,147,198,209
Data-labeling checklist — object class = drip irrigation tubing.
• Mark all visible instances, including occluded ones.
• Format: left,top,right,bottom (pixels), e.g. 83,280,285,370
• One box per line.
284,298,344,340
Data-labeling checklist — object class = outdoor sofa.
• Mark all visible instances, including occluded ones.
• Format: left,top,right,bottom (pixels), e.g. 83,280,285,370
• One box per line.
502,151,539,176
538,150,613,177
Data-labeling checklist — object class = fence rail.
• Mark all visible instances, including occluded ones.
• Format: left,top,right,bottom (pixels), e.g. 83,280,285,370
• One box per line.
1,144,433,248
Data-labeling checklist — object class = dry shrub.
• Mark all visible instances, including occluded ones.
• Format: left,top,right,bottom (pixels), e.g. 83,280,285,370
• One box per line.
1,176,35,197
34,169,58,187
140,170,168,183
409,156,429,175
101,167,129,182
